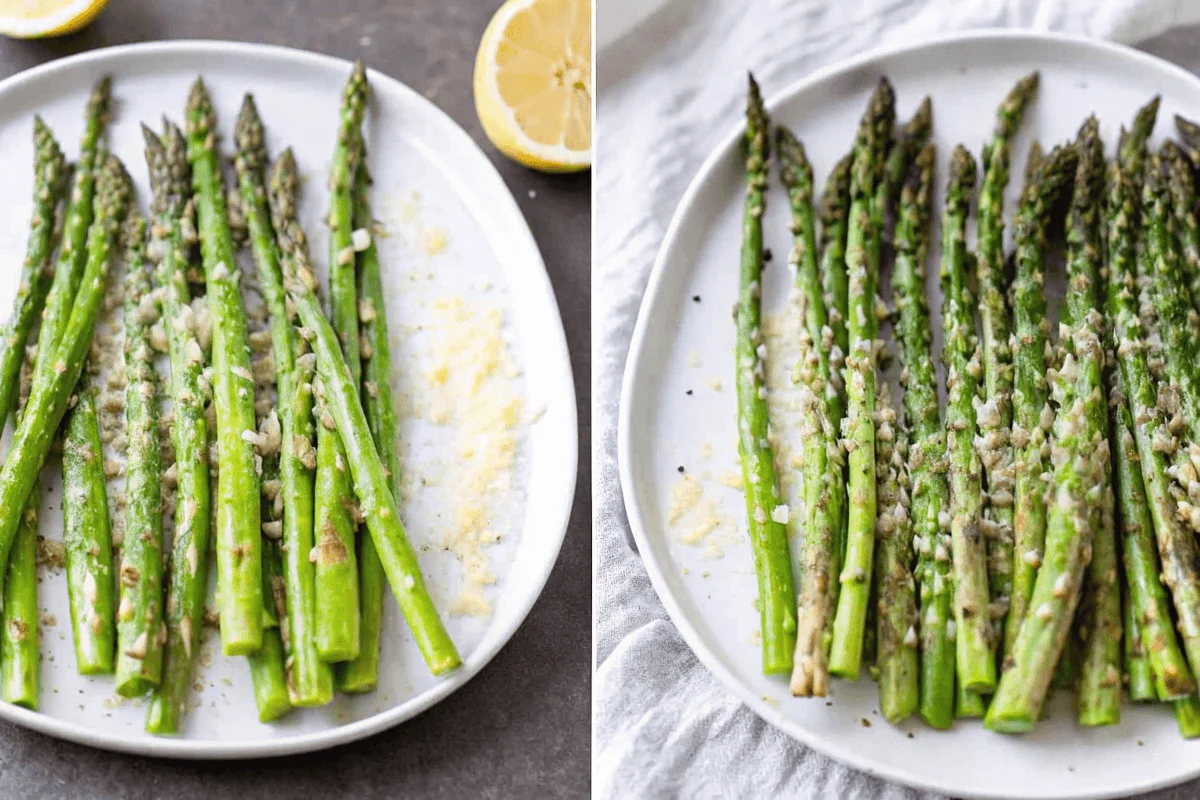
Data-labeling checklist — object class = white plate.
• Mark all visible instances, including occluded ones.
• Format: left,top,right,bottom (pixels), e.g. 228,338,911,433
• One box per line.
0,41,577,758
618,30,1200,800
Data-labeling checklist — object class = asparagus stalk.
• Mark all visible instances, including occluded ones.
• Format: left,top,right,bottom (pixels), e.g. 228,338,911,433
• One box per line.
186,79,264,655
0,123,67,705
817,152,853,586
1058,118,1120,726
939,145,995,695
247,457,292,723
1124,595,1155,703
0,117,66,427
62,375,115,676
1005,143,1078,656
820,152,853,411
114,214,166,697
890,142,952,726
1174,112,1200,177
30,77,110,391
279,153,461,676
1112,162,1200,692
777,127,838,696
1112,385,1194,700
986,325,1105,732
145,121,215,734
267,149,335,704
1,485,39,709
313,379,360,661
337,161,392,693
873,386,918,723
726,76,796,675
976,73,1038,655
828,79,893,679
314,63,369,663
0,153,128,599
1161,141,1200,315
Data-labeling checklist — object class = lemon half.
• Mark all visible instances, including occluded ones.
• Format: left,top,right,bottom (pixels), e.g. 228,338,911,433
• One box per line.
0,0,109,38
474,0,591,173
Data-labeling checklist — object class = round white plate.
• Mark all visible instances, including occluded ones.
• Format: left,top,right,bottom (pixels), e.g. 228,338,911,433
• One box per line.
0,41,576,758
619,30,1200,800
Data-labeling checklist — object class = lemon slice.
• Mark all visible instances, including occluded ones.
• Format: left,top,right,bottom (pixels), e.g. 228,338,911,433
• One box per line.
0,0,109,38
473,0,591,173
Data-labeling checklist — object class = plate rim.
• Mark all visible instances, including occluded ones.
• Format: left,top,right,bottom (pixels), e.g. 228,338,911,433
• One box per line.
0,38,578,760
617,27,1200,800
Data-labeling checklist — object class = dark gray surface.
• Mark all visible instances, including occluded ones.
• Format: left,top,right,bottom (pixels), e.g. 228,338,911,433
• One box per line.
0,2,591,799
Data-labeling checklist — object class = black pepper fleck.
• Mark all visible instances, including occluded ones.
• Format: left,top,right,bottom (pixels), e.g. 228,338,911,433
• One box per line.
860,718,870,728
686,389,693,396
677,466,685,473
906,732,914,739
692,295,701,303
763,248,773,262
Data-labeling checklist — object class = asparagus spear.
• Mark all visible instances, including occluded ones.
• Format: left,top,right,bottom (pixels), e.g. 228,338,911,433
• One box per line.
890,142,952,726
337,160,392,693
820,152,853,414
1,485,39,709
282,160,462,675
939,145,994,695
1005,143,1078,655
62,375,115,676
114,214,166,697
313,377,360,661
725,76,796,675
1174,113,1200,187
0,123,68,705
267,149,335,704
816,152,853,586
0,117,66,427
1124,595,1155,703
186,78,264,655
0,153,129,602
828,79,893,679
30,77,110,391
986,334,1104,732
1112,380,1194,700
1058,118,1121,726
976,73,1038,654
145,121,216,734
247,457,292,723
777,127,838,696
1111,160,1200,691
873,386,918,723
314,63,369,663
1161,141,1200,315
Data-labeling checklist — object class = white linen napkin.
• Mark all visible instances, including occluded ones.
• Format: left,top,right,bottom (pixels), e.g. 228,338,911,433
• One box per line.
594,1,1200,797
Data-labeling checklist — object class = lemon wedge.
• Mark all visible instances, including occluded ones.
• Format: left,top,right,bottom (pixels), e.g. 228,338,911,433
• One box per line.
473,0,591,173
0,0,108,38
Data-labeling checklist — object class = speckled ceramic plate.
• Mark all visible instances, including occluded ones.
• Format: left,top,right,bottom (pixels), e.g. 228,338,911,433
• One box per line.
619,30,1200,800
0,40,576,758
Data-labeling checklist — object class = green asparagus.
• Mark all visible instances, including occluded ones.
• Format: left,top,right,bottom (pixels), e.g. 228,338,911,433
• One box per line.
338,160,392,693
939,145,995,695
976,73,1038,656
828,79,893,679
778,126,838,696
186,78,263,655
873,386,918,723
0,117,66,427
62,375,115,676
114,214,166,697
145,121,215,734
1006,143,1078,658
